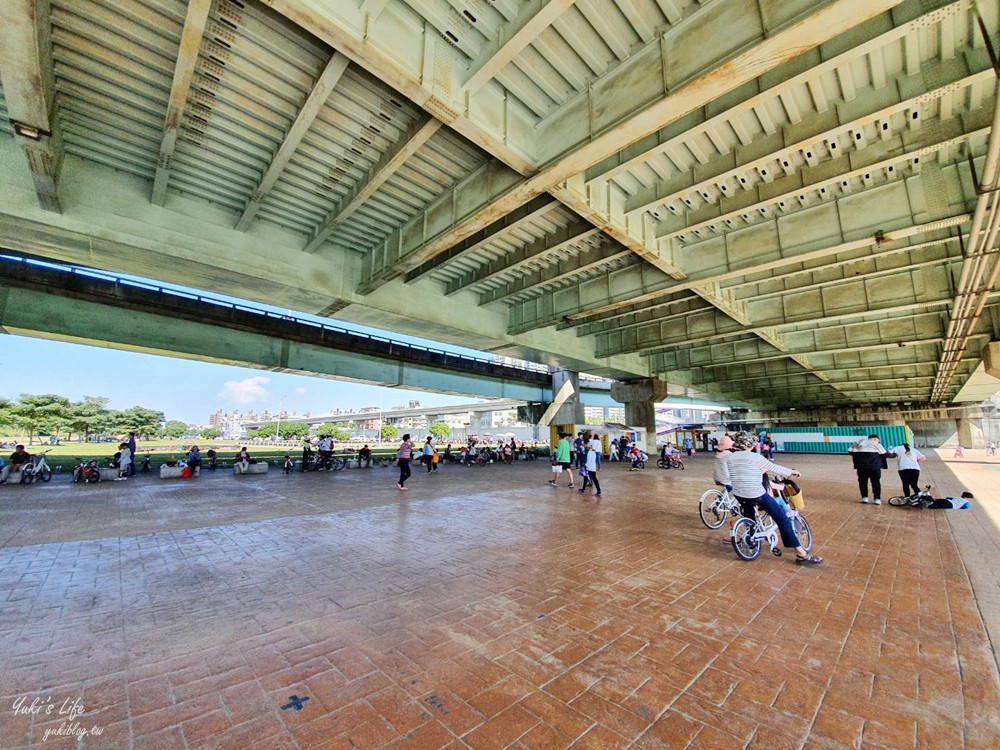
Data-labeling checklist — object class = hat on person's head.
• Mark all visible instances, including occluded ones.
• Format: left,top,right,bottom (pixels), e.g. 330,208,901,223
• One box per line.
718,435,734,451
732,432,756,451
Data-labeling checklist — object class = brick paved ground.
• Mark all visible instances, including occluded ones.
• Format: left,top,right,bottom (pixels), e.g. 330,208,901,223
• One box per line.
1,451,998,749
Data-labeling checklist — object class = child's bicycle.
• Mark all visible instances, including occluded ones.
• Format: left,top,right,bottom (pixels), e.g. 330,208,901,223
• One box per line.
20,451,53,484
731,503,813,561
698,486,740,529
888,485,935,508
657,455,685,470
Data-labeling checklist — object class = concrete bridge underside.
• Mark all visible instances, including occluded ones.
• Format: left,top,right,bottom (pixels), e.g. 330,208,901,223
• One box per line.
1,0,1000,411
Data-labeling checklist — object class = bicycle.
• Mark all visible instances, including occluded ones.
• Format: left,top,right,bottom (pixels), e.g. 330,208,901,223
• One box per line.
731,503,813,561
20,451,53,484
698,486,740,529
888,484,934,508
657,455,685,470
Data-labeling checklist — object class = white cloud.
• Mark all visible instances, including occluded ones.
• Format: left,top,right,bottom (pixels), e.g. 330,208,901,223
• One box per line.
294,387,306,395
218,376,270,405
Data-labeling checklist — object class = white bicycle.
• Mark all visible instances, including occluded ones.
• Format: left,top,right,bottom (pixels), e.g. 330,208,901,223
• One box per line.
698,486,740,529
731,504,813,561
21,450,53,483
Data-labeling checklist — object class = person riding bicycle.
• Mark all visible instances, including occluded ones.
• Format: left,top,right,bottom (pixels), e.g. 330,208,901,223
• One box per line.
628,444,643,471
712,434,734,493
0,444,31,483
718,432,822,565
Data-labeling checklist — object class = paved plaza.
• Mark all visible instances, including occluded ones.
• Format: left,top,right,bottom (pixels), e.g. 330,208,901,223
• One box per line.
1,451,999,749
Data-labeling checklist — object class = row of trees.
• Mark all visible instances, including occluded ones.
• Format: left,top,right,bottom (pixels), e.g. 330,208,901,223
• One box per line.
0,394,177,444
241,421,453,442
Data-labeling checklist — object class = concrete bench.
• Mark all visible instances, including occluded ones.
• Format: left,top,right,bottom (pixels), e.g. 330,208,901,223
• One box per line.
234,463,268,475
159,465,200,479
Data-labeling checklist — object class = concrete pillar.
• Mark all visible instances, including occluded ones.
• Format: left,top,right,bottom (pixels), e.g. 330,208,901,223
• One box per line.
611,379,670,439
957,417,985,449
550,370,584,426
984,341,1000,379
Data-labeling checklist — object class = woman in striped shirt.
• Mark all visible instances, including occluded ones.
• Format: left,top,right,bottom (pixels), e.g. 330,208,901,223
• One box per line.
717,432,823,565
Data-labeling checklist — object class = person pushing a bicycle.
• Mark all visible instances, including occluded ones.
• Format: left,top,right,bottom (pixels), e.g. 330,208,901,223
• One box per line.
718,432,823,566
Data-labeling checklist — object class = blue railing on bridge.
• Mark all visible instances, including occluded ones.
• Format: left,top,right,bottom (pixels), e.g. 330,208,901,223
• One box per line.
1,253,558,376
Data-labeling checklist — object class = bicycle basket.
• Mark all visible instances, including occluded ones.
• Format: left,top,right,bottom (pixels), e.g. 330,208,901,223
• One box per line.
782,479,804,510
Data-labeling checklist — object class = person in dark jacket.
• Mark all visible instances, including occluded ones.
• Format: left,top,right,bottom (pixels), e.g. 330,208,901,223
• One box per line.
848,435,886,505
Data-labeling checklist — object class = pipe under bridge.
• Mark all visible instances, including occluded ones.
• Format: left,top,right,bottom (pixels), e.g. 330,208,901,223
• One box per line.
0,254,617,404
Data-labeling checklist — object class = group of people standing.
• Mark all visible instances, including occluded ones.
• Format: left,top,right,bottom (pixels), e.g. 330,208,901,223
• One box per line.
549,431,603,497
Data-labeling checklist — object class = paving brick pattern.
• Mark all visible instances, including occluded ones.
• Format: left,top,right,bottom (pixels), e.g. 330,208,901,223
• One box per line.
0,452,998,748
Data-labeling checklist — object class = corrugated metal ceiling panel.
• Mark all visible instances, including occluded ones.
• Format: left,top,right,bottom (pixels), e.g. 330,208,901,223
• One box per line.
50,0,185,179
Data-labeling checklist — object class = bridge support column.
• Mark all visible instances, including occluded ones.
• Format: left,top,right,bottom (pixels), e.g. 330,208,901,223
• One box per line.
611,379,670,440
550,370,585,426
984,342,1000,379
957,417,985,449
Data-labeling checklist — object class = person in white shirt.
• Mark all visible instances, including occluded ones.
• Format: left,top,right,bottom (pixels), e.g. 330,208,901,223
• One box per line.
712,434,734,491
888,443,925,498
116,442,131,481
588,434,602,470
716,432,822,565
578,443,601,497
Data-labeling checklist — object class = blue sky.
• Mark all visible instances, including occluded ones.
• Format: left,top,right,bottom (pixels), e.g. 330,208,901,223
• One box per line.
1,258,495,424
0,335,484,425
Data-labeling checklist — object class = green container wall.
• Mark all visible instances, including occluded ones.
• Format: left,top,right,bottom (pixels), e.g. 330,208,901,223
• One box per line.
762,425,913,454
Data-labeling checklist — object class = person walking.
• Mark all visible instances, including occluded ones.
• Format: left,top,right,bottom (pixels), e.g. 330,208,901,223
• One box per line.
717,432,822,565
684,437,693,457
888,442,925,498
578,442,601,498
848,434,886,505
548,432,575,488
610,438,620,462
423,436,436,473
397,434,413,490
589,433,603,470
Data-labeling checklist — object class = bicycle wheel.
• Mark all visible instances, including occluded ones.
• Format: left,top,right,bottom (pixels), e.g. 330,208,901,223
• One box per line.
656,458,668,469
331,458,347,471
39,467,52,482
887,495,909,507
791,514,813,553
698,489,728,529
731,517,761,561
676,460,685,471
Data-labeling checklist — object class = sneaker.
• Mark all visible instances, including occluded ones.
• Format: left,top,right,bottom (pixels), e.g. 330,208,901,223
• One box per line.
547,480,556,486
630,468,638,472
860,497,869,504
578,489,585,495
874,498,881,505
396,483,403,490
595,494,602,497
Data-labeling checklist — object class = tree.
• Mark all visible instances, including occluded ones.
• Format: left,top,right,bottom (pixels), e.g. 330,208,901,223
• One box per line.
118,406,165,439
314,422,343,436
66,396,110,440
160,420,189,438
429,421,451,440
12,394,70,444
380,424,398,440
200,427,221,440
0,397,14,434
250,421,309,440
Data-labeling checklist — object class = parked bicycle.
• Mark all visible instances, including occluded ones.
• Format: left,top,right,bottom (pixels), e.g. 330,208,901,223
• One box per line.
20,451,53,484
698,486,740,529
72,459,102,484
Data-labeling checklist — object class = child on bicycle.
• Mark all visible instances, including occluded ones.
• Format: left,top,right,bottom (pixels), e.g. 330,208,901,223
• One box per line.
712,434,734,493
717,432,822,565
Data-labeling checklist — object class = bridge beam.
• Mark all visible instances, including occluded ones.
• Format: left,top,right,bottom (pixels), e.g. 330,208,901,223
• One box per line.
0,0,62,212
